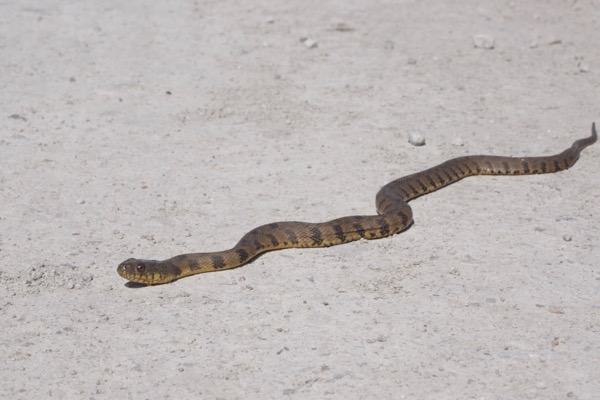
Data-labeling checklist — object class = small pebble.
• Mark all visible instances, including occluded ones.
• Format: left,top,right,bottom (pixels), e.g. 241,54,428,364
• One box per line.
408,130,426,146
303,38,318,48
563,234,572,242
331,19,353,32
473,34,495,49
535,381,547,389
451,137,464,147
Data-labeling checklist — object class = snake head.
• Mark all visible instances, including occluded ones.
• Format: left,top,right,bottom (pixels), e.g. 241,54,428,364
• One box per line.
117,258,181,285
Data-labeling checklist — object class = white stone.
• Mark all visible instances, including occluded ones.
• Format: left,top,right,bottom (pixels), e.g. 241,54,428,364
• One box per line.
473,34,495,49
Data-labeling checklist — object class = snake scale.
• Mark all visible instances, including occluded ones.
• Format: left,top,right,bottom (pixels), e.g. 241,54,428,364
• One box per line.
118,123,597,285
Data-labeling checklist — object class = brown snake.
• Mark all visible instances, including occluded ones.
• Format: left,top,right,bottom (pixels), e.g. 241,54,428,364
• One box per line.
118,123,597,285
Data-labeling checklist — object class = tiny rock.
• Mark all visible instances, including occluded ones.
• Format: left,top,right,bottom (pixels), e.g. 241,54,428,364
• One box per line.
408,130,426,146
473,34,495,49
303,38,318,48
331,18,353,32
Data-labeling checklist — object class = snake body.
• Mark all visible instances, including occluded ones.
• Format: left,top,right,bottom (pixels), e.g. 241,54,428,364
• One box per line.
118,124,597,284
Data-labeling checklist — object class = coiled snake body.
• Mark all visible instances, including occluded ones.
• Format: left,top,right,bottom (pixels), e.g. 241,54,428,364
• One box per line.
118,124,597,284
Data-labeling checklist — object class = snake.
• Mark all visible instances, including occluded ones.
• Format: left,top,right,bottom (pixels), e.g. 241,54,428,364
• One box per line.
117,123,597,285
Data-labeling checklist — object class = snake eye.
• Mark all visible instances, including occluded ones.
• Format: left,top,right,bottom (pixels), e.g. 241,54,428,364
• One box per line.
135,263,146,273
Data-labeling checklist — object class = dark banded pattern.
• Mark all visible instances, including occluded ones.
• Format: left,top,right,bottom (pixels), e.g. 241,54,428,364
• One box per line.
236,248,249,263
117,124,597,284
211,255,226,269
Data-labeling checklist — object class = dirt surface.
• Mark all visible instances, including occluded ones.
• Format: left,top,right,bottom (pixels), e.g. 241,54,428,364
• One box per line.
1,1,599,398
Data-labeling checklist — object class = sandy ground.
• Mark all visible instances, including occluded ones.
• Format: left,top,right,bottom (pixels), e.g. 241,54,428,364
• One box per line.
1,1,599,399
